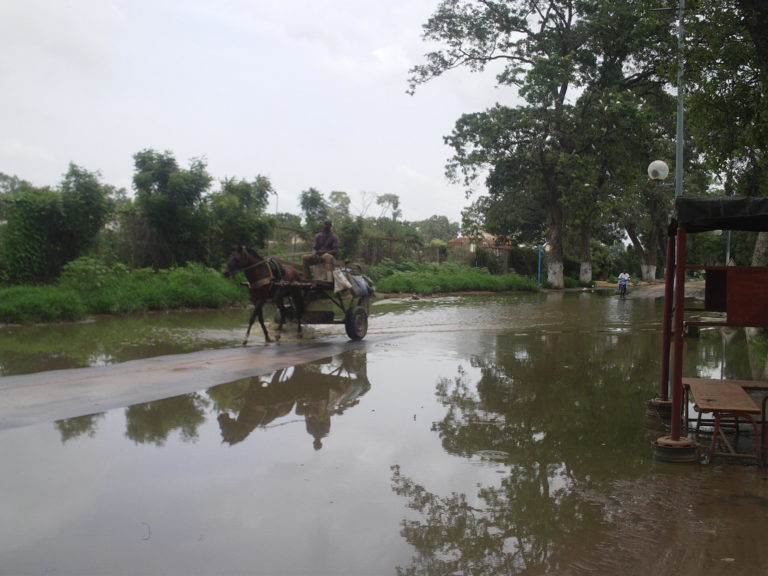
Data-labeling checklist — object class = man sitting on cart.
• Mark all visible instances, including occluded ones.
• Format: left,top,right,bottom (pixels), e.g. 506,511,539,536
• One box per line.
302,220,340,280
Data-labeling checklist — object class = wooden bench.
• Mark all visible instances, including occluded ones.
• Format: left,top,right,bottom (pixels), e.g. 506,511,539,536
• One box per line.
683,378,765,462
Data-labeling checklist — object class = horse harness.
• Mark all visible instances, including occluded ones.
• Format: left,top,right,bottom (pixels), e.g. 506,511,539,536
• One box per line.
242,257,286,290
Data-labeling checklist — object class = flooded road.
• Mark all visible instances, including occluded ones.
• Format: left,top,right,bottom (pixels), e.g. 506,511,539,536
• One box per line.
1,292,767,575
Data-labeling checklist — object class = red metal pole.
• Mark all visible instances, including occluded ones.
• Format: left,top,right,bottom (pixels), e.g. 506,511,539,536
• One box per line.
670,224,687,440
659,233,676,402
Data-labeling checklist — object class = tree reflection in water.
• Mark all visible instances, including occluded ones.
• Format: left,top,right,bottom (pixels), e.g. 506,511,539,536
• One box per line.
55,413,105,443
391,329,662,575
126,394,210,445
50,350,371,450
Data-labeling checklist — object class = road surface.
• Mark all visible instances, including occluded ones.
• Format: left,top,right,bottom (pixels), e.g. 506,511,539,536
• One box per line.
0,335,399,431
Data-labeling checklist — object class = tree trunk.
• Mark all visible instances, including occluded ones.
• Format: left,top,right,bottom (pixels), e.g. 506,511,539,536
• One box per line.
625,226,657,282
751,231,768,266
640,263,657,281
579,220,592,284
547,204,565,288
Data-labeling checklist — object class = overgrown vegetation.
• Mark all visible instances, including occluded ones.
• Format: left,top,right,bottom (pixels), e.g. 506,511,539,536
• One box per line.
369,259,537,295
0,258,245,324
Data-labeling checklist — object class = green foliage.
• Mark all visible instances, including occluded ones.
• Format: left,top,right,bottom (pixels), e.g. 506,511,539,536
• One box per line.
414,215,460,243
337,216,365,260
0,259,246,324
471,246,504,275
300,187,329,231
370,260,536,295
207,187,272,256
133,149,213,268
1,185,64,284
59,163,115,262
0,285,87,323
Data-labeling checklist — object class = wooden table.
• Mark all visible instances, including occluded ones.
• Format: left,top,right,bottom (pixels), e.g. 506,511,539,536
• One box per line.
683,378,763,462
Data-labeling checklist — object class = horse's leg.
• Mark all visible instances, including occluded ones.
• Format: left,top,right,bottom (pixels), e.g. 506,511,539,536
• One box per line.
246,293,272,344
292,289,304,338
243,306,259,346
273,293,286,341
257,302,273,343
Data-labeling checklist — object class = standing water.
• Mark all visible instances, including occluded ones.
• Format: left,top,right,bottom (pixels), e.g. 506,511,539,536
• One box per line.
1,291,767,575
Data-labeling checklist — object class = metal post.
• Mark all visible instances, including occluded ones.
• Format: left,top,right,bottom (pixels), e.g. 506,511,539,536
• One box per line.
537,244,543,287
670,224,688,440
674,0,685,198
652,222,697,462
659,233,676,403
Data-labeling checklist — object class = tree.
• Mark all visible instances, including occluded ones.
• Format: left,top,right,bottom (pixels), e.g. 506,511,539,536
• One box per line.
0,165,114,284
208,176,274,257
220,175,273,212
376,193,402,221
414,215,460,244
682,0,768,268
59,163,114,264
412,0,674,286
299,187,329,233
132,149,212,268
328,190,352,222
1,184,63,283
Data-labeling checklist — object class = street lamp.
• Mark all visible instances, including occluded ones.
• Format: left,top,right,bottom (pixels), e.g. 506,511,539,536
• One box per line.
648,0,685,197
648,160,670,181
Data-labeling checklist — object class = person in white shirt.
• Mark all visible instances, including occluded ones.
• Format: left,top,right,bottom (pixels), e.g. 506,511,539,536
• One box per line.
617,271,630,296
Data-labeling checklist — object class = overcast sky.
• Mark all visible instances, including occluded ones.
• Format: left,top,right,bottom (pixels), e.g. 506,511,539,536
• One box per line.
1,0,516,223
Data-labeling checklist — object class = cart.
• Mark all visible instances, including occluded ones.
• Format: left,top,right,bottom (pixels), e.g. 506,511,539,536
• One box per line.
275,263,374,341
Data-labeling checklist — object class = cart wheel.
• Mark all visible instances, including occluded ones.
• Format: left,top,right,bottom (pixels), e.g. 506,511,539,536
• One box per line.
344,306,368,340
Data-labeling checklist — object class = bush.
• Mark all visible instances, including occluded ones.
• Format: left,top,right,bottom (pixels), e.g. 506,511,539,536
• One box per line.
373,261,537,295
0,285,87,323
0,259,248,324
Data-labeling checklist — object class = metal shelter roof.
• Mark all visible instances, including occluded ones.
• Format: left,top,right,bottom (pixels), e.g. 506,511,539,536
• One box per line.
673,196,768,233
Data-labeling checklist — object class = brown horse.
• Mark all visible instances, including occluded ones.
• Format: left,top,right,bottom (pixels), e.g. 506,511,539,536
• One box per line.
224,246,306,345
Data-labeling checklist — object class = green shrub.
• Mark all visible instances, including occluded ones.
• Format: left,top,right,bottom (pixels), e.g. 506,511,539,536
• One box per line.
0,285,87,323
374,261,537,295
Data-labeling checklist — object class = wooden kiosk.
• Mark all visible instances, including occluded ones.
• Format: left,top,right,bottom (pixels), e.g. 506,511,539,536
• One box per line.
654,196,768,463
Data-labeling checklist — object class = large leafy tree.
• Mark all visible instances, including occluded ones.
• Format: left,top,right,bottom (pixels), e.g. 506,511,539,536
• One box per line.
59,163,115,264
0,165,114,284
412,0,673,285
132,149,212,268
299,187,329,233
208,176,274,256
1,185,63,283
684,0,768,266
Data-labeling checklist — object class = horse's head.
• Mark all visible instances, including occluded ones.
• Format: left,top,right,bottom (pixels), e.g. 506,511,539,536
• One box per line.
224,245,263,278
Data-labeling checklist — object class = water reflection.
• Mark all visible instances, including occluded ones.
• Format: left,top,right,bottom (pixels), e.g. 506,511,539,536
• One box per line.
213,351,370,449
126,394,210,445
50,350,371,451
3,293,768,575
54,413,105,443
389,324,663,574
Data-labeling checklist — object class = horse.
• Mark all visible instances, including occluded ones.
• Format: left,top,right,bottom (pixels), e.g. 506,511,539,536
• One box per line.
224,245,306,345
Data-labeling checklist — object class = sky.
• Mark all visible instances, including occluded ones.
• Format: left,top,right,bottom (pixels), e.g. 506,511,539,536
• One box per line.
0,0,515,223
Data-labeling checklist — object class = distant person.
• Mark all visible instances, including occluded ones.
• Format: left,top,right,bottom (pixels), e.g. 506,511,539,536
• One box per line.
618,270,630,297
302,220,340,279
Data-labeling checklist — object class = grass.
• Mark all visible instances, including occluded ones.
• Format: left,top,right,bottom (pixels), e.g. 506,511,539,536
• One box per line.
0,258,543,324
369,260,538,295
0,259,246,324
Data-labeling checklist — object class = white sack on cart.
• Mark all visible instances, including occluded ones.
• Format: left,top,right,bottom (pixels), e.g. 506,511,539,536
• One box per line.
333,269,354,292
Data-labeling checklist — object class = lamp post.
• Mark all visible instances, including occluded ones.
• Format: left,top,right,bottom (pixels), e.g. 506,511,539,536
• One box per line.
649,0,698,461
537,242,548,287
674,0,685,199
648,0,685,197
